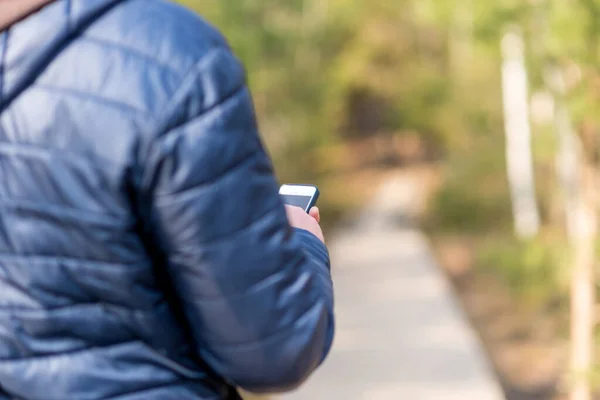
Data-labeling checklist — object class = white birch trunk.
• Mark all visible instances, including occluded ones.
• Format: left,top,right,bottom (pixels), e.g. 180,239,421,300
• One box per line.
570,167,596,400
501,30,540,239
547,67,597,400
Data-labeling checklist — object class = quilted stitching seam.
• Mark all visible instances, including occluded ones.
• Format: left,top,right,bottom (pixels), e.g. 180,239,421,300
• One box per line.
0,32,8,110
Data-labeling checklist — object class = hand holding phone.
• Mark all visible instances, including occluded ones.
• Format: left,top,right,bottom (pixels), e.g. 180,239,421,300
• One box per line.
280,184,324,242
284,205,324,243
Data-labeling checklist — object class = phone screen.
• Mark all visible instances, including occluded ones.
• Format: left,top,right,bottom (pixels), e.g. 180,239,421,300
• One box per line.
281,194,313,210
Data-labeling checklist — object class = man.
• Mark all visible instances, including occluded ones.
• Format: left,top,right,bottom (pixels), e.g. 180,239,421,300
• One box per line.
0,1,335,399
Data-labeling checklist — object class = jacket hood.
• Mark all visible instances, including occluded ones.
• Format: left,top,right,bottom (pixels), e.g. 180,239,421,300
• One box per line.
0,0,124,108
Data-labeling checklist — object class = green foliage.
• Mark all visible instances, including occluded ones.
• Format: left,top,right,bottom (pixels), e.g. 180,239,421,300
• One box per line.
476,235,570,305
176,0,476,165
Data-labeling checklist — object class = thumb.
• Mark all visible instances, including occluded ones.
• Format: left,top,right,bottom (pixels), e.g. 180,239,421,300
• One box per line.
309,206,320,223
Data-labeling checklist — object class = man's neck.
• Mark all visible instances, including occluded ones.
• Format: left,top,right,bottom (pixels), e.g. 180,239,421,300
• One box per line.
0,0,55,31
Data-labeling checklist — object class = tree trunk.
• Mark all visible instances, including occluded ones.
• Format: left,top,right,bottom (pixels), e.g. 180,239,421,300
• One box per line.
501,29,541,239
547,66,597,400
569,165,597,400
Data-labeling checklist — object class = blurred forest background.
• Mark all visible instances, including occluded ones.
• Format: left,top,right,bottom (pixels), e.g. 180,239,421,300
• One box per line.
178,1,599,399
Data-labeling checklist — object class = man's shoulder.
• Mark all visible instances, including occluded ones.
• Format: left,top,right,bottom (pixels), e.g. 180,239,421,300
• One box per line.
63,0,243,125
89,0,230,77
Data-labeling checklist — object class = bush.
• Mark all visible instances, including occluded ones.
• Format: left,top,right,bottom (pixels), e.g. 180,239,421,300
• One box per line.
426,135,513,234
476,235,569,306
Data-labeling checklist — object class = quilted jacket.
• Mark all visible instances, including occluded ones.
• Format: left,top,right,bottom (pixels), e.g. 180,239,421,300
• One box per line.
0,1,335,399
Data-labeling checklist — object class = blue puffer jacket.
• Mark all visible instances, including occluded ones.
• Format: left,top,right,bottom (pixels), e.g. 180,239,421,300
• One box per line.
0,1,335,399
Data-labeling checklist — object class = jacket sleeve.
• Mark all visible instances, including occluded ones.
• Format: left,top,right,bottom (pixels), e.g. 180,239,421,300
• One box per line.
140,47,335,393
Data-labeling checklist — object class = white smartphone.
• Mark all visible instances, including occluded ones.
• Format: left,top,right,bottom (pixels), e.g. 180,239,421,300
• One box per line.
279,184,320,213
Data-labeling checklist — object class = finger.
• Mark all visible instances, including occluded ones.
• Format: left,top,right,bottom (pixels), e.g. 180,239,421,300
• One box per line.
309,206,320,223
284,205,302,214
284,205,297,219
